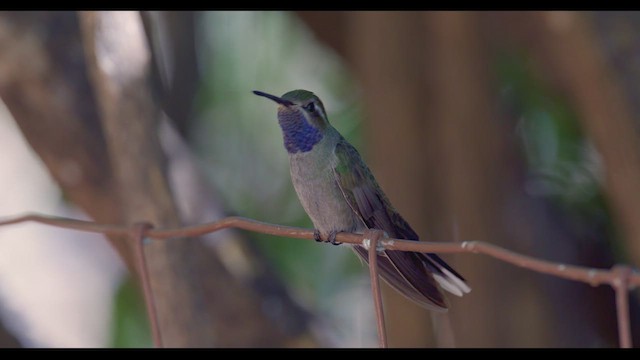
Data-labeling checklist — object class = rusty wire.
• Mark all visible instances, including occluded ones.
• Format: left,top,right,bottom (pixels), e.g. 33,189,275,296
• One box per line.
0,213,637,348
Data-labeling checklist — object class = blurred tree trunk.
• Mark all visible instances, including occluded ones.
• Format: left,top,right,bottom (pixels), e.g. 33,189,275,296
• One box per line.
425,12,519,346
141,11,199,138
79,11,221,346
0,10,317,347
346,11,437,348
0,320,20,348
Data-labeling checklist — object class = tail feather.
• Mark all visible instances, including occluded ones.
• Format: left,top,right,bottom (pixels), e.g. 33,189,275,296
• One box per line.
352,245,470,311
422,253,471,297
353,246,447,311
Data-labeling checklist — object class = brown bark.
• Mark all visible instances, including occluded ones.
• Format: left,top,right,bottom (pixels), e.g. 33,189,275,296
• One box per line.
140,11,199,138
295,11,348,60
346,11,437,347
426,11,510,346
0,11,133,265
79,11,211,346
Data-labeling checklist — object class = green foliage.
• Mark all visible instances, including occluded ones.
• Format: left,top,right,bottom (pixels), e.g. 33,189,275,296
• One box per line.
109,275,152,348
497,51,608,218
496,50,621,259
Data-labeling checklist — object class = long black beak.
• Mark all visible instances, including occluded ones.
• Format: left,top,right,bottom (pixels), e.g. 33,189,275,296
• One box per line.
253,90,294,107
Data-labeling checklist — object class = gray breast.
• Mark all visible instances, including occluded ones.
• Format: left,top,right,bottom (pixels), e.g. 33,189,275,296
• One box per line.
288,138,363,236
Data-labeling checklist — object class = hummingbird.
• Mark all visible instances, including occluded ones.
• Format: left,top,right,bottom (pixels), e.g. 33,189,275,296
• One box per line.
253,89,470,311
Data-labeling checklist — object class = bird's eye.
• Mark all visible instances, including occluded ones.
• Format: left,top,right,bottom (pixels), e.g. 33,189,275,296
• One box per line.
304,102,316,113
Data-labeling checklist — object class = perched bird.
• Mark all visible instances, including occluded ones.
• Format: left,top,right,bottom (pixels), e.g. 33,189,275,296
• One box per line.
254,89,470,311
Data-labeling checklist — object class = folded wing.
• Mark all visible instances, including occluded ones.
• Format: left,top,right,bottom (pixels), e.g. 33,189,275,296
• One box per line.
332,138,470,311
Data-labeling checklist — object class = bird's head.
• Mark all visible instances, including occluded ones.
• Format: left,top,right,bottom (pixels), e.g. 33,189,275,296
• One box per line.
254,89,330,153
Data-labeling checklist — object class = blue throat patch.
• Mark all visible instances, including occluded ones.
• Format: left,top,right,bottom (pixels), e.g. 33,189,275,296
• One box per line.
278,112,323,153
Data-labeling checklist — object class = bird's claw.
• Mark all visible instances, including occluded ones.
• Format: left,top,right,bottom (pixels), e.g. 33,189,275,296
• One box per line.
313,229,342,245
327,231,342,246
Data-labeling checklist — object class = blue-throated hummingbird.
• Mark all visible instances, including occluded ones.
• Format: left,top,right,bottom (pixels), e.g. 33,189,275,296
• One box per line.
253,89,470,311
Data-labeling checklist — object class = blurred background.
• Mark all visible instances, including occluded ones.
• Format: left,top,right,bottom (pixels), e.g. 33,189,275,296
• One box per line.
0,10,639,347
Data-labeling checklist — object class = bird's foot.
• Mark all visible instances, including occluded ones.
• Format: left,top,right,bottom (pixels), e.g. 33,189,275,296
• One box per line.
327,230,342,246
313,229,342,245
